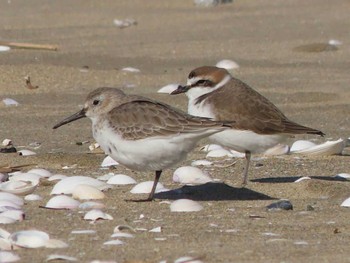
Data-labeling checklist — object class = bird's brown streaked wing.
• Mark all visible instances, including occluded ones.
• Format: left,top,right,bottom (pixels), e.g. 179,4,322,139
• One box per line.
208,78,324,135
108,100,233,140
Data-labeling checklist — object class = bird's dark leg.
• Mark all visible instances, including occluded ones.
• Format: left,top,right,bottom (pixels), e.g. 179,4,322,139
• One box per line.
242,151,251,186
125,170,162,202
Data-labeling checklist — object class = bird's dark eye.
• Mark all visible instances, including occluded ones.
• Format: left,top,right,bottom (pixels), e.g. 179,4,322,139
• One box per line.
92,100,100,106
196,79,212,86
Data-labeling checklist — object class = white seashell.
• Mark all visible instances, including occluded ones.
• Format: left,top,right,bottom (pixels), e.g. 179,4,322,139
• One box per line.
114,225,135,233
173,166,212,185
9,230,50,248
157,84,180,94
72,184,105,200
0,193,24,206
78,201,105,210
101,156,119,167
18,149,36,156
149,226,161,233
0,200,22,211
121,67,140,73
191,160,213,166
0,227,11,239
0,238,13,250
45,195,80,210
294,177,311,183
2,98,19,106
290,140,317,152
51,176,109,195
71,230,96,234
45,239,69,248
2,139,12,146
88,142,100,151
216,59,240,70
27,168,52,178
97,173,115,181
103,239,124,246
200,144,223,152
0,210,24,221
291,139,344,156
47,254,77,262
0,46,11,52
0,180,38,195
328,39,342,46
0,216,17,224
24,194,42,201
0,251,20,262
170,199,204,212
340,197,350,207
111,232,134,238
84,209,113,221
229,149,246,158
335,173,350,180
113,18,137,28
175,256,203,263
206,148,234,158
9,173,41,184
106,174,137,185
130,181,168,194
47,174,67,181
264,144,290,156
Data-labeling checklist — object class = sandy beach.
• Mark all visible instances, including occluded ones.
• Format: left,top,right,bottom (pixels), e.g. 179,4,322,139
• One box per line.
0,0,350,262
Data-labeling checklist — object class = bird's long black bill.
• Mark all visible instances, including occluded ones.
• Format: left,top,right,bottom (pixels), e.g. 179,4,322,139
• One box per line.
53,109,86,129
170,85,190,95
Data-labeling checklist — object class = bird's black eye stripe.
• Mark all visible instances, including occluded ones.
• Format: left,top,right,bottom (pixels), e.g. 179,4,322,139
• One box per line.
93,100,100,106
196,80,212,86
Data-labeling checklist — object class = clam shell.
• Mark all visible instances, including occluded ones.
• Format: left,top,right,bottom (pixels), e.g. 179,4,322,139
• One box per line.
101,156,119,167
0,193,24,206
340,197,350,207
46,254,77,262
290,140,317,152
106,174,137,185
9,173,41,184
206,149,234,158
47,174,67,181
9,230,50,248
173,166,212,185
0,216,17,224
191,160,213,166
27,168,52,178
0,237,14,250
0,227,11,239
130,181,168,194
18,149,36,156
264,144,290,156
72,184,105,200
24,194,42,201
51,176,109,195
44,195,80,210
157,84,180,94
84,209,113,221
0,251,20,262
0,200,21,211
216,59,239,70
0,180,38,195
170,199,204,212
0,210,25,221
291,139,344,156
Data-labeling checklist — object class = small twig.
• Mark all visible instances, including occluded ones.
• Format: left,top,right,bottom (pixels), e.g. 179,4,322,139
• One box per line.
0,41,58,51
25,76,39,89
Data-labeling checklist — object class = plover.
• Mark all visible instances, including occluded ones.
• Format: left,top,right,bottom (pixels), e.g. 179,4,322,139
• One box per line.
171,66,324,185
53,87,233,201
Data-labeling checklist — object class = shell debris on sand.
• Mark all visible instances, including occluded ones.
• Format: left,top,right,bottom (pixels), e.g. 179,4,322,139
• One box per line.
44,195,80,210
173,166,212,185
170,199,204,212
130,181,168,194
100,156,119,167
84,209,113,221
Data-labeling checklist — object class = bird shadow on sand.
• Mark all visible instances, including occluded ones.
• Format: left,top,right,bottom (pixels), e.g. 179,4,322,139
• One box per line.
154,182,274,201
251,176,349,183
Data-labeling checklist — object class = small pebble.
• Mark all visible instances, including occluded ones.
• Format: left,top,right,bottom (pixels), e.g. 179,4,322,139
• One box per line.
266,200,293,211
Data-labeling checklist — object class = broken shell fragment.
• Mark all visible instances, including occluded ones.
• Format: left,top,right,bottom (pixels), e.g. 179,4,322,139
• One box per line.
51,176,109,195
72,184,105,200
130,181,168,194
24,194,42,201
103,239,124,246
18,150,36,156
106,174,137,185
101,156,119,167
340,197,350,207
0,193,24,206
84,209,113,221
9,230,50,248
44,195,80,210
173,166,212,185
157,84,180,94
27,168,52,178
2,98,19,106
170,199,204,212
2,139,12,146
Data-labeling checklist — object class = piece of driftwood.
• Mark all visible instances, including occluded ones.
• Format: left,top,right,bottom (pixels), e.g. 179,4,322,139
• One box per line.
0,41,58,51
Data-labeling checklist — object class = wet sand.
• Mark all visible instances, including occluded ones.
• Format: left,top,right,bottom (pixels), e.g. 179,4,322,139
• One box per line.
0,0,350,262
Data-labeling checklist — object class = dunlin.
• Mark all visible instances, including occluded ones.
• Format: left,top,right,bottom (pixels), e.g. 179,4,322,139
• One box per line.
53,87,233,201
171,66,324,185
